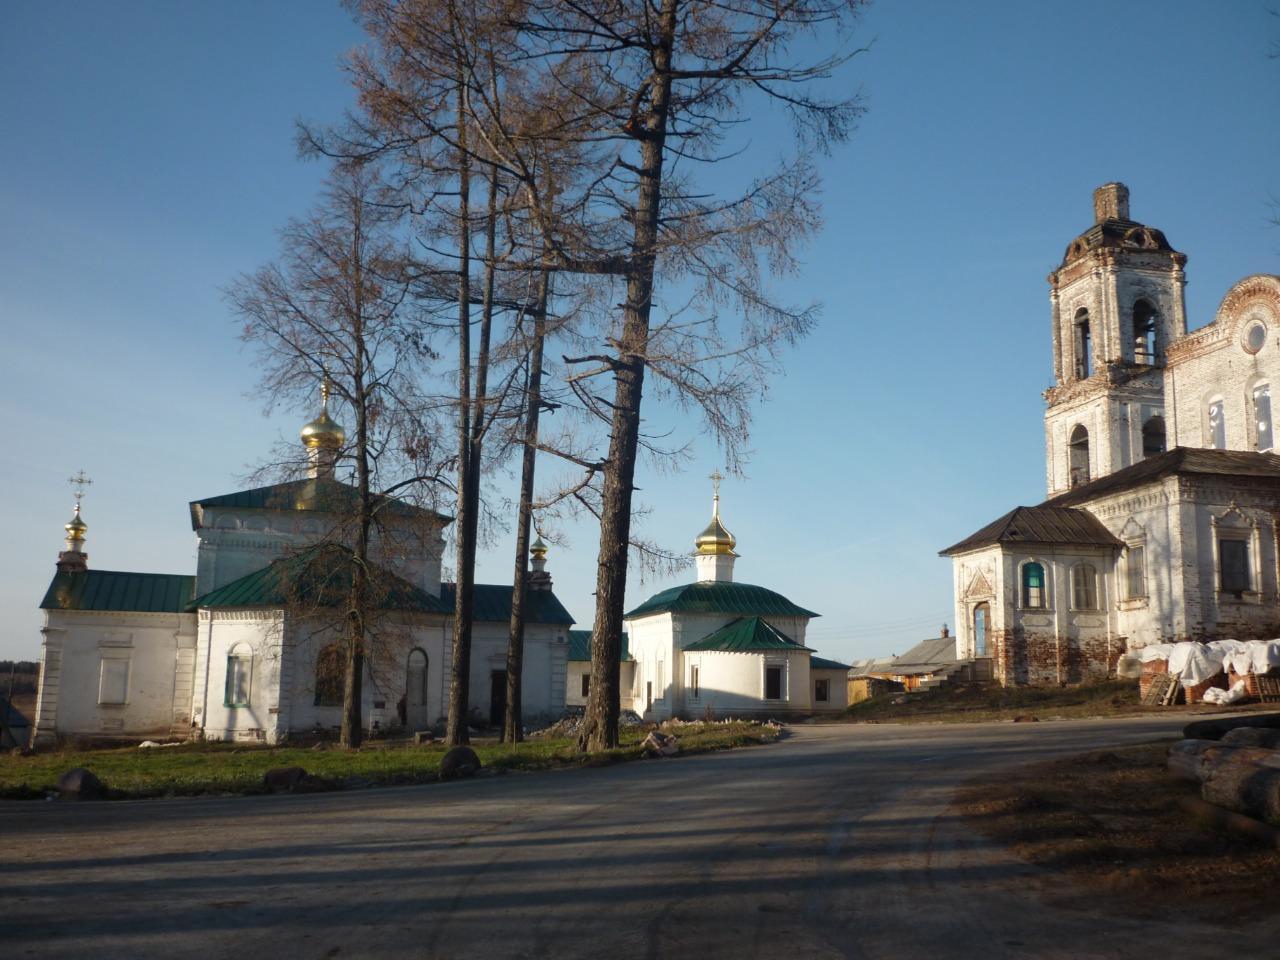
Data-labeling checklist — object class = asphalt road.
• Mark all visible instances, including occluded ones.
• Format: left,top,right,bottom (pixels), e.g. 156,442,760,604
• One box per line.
2,717,1269,959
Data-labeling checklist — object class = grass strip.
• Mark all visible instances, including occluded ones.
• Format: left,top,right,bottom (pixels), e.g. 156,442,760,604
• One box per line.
0,720,778,800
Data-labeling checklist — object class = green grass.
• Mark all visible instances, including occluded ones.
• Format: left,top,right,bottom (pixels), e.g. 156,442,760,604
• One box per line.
0,720,779,800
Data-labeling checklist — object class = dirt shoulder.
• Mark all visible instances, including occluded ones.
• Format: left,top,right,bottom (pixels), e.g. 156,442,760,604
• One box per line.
845,678,1272,724
954,740,1280,925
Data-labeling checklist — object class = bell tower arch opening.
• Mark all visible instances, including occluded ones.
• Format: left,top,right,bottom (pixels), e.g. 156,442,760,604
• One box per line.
1132,299,1159,364
1068,425,1090,487
1073,309,1092,380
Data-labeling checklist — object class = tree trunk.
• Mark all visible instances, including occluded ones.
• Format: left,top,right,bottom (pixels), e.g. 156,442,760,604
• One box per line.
341,195,371,750
504,266,550,744
446,77,475,747
577,0,678,753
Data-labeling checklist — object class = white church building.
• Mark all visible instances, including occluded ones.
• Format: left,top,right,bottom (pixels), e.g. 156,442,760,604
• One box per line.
620,479,850,718
942,184,1280,685
32,394,574,745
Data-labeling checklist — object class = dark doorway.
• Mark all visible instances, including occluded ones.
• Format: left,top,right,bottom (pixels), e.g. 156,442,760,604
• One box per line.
765,666,782,701
489,670,507,728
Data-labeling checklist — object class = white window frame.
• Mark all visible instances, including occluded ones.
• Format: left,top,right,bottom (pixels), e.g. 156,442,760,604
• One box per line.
224,645,253,708
1018,559,1051,610
1205,395,1226,450
98,657,130,705
1212,510,1261,603
1070,562,1099,611
762,659,788,702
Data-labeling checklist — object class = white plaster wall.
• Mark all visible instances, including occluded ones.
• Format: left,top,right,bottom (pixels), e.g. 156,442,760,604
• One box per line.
195,612,287,743
567,660,637,710
1165,285,1280,453
34,610,197,742
810,667,849,711
681,649,811,716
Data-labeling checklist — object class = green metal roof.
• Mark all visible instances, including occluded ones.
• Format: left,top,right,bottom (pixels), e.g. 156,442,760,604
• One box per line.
625,581,819,620
810,655,851,671
440,584,575,626
189,478,452,531
189,545,450,614
41,570,196,613
567,628,632,661
683,617,812,653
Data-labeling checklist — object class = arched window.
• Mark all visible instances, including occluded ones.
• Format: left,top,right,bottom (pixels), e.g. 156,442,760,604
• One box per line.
1253,383,1273,452
314,642,345,707
972,602,990,657
1074,309,1092,379
1132,300,1158,364
1070,564,1097,610
1069,425,1090,487
225,643,253,707
1142,416,1166,458
404,648,429,730
1021,562,1047,609
1206,397,1226,449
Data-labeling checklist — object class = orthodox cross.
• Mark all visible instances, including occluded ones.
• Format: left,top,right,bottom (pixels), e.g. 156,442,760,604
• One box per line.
709,470,723,498
68,470,92,508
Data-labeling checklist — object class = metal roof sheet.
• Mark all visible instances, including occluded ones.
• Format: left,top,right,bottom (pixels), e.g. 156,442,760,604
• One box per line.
40,570,196,613
683,617,811,652
190,545,448,614
567,629,631,661
439,584,576,626
940,505,1123,556
1045,447,1280,508
625,581,819,620
189,478,452,531
809,655,852,671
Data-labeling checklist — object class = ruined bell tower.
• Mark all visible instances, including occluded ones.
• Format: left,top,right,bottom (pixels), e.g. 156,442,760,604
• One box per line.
1043,183,1188,496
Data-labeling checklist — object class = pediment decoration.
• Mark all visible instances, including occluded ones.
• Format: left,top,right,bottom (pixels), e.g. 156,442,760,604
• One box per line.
965,569,994,599
1214,504,1251,529
1119,517,1145,541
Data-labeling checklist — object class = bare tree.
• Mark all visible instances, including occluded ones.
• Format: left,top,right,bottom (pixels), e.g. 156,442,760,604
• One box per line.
228,161,435,748
492,0,868,750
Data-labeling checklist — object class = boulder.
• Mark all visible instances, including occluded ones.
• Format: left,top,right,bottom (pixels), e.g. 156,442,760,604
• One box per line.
1183,713,1280,742
440,746,481,780
1222,727,1280,749
57,767,106,801
263,766,309,793
642,731,680,757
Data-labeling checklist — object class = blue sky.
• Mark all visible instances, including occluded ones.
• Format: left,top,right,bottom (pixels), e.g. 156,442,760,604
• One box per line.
2,2,1278,663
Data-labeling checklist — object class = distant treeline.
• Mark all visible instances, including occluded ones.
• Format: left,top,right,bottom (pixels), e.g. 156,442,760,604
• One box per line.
1,661,39,696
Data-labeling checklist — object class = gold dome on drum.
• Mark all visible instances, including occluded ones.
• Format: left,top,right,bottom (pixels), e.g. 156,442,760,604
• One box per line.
65,505,87,543
300,381,346,450
695,471,736,556
695,515,736,555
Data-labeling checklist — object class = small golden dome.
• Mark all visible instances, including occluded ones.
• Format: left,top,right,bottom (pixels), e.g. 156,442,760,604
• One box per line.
530,535,548,560
65,507,87,542
300,382,346,450
695,515,736,555
300,410,346,449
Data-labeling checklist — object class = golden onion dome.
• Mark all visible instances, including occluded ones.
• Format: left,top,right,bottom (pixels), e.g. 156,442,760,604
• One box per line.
300,409,346,449
695,508,736,556
530,535,549,560
65,505,87,542
300,382,346,450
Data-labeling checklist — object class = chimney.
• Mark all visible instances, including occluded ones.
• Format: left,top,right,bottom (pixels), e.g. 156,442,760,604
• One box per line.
940,623,949,639
1093,182,1130,223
